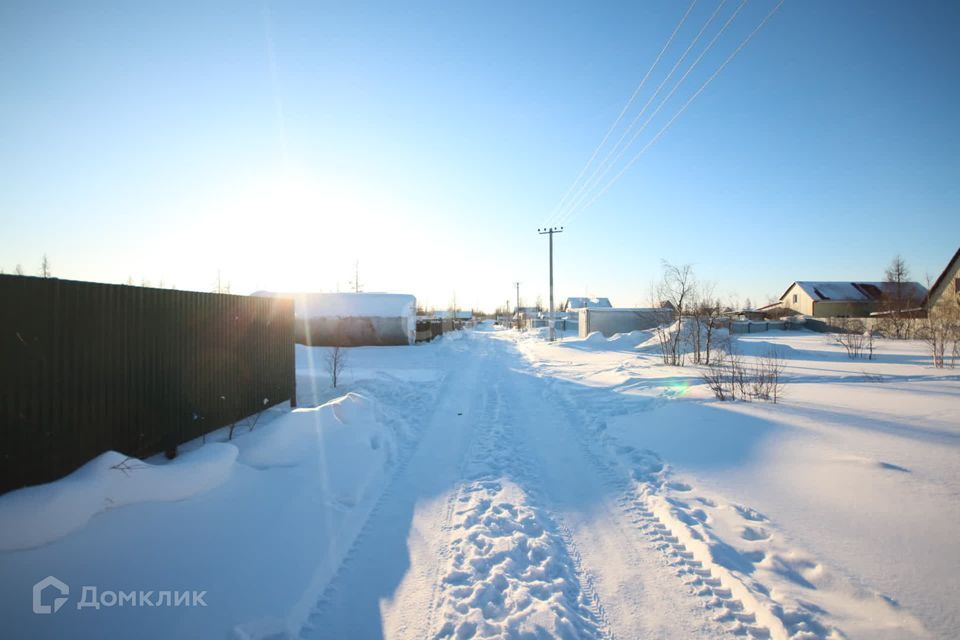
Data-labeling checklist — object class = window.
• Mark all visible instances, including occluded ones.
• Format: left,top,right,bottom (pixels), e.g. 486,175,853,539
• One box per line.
792,294,798,304
955,277,959,293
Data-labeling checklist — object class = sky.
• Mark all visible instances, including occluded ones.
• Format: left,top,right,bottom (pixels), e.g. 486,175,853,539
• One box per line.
1,0,958,311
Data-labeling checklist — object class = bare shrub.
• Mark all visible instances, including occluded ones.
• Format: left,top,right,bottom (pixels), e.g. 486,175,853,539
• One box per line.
327,345,348,387
833,318,867,359
701,350,729,401
701,345,785,403
654,323,674,366
756,347,786,403
731,353,750,400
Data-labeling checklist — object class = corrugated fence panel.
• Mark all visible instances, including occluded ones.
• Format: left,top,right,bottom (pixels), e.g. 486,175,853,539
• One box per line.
0,275,296,494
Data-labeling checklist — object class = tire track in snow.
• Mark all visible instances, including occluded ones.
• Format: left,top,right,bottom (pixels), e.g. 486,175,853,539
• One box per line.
524,344,851,640
536,369,780,638
429,375,608,639
498,336,726,639
299,338,490,640
420,373,500,637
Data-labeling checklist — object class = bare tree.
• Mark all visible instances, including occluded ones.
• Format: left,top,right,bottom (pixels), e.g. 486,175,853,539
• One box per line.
922,307,959,368
14,264,24,276
687,285,704,365
213,269,231,294
327,346,348,388
39,254,51,278
655,261,696,366
688,282,724,365
349,259,363,293
881,255,914,338
702,297,725,366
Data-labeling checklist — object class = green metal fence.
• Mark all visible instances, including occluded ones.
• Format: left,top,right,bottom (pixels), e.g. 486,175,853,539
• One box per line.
0,275,296,493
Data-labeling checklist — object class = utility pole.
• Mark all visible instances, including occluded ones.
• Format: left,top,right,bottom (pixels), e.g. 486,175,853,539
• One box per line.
513,281,521,331
537,226,563,341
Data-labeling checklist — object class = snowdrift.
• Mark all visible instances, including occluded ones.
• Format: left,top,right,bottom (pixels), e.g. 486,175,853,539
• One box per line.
561,329,653,351
236,392,395,506
0,443,238,551
0,393,395,550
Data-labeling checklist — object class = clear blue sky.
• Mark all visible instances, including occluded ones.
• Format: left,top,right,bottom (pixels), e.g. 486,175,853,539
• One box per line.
2,0,958,311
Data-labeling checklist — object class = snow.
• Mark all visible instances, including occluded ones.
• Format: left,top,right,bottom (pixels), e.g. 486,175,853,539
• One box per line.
790,281,927,302
0,444,237,551
565,296,612,309
518,328,958,638
1,323,958,639
253,291,416,319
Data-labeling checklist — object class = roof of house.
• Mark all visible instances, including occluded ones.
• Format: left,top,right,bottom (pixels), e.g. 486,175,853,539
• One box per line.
252,291,416,318
565,297,612,309
779,281,927,303
432,310,473,319
922,247,960,307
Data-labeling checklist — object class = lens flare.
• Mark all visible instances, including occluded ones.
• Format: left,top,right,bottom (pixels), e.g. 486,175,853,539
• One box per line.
666,378,690,397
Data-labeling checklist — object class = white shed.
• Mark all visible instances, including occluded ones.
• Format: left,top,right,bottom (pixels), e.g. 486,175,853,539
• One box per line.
254,292,417,346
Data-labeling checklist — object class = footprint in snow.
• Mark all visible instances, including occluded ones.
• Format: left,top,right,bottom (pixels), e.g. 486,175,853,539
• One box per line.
733,504,768,522
741,526,771,542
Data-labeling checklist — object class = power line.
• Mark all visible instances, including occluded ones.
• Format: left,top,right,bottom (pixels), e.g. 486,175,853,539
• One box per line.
557,0,752,227
542,0,700,228
572,0,786,220
554,0,733,226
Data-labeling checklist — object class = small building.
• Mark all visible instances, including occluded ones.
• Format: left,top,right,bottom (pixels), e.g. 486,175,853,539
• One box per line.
564,297,612,310
432,310,473,321
578,307,673,338
922,247,960,317
775,281,927,318
254,292,417,346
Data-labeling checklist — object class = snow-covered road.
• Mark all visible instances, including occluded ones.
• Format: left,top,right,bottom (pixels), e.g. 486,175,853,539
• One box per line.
3,324,953,639
302,329,731,639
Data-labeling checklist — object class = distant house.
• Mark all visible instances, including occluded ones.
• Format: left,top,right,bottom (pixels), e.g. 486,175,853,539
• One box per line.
564,297,612,310
776,281,927,318
254,291,417,346
923,247,960,317
432,310,473,321
513,306,540,318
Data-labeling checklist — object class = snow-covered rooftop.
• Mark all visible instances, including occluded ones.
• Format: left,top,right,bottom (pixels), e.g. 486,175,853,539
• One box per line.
253,291,416,318
565,297,612,309
784,281,926,303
